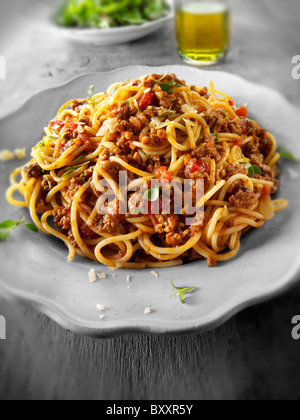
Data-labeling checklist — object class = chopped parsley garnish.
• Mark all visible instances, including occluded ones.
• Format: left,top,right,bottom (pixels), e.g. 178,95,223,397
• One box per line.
126,99,130,107
241,162,262,178
153,74,182,92
38,140,45,148
170,280,196,304
61,160,90,180
280,147,297,162
87,85,95,105
73,154,87,164
143,185,160,202
214,133,219,142
159,107,176,118
37,135,59,148
0,217,38,241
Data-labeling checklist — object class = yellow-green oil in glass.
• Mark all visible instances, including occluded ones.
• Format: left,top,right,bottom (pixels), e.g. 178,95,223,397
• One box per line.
176,2,230,66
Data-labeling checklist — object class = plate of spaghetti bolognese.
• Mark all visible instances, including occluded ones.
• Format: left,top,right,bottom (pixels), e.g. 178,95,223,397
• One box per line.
0,65,299,337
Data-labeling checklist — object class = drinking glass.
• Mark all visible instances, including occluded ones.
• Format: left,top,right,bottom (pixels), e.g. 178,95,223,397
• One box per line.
175,0,230,66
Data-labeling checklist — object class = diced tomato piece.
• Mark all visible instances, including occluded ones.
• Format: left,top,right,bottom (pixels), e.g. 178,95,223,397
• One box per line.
186,159,210,176
49,120,65,129
234,138,244,146
138,91,156,111
65,117,79,132
235,106,248,118
228,99,234,106
260,185,271,200
155,166,173,182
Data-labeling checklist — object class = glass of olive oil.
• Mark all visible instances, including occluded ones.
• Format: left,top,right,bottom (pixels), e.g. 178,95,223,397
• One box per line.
175,0,230,66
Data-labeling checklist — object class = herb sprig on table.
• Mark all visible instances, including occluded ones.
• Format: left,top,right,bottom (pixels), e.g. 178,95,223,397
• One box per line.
0,217,38,241
170,280,196,304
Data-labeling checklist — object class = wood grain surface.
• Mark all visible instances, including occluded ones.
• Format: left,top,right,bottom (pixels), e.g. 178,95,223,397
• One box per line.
0,0,300,400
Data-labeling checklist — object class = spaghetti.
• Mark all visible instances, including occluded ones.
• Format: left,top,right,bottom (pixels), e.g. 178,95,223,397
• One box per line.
6,73,288,269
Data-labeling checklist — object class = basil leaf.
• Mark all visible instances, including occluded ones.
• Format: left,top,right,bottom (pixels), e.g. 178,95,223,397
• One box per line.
252,165,262,176
154,76,182,92
280,147,297,162
168,81,182,87
143,185,160,202
241,162,262,178
0,217,37,241
25,223,39,233
155,81,173,92
0,220,18,229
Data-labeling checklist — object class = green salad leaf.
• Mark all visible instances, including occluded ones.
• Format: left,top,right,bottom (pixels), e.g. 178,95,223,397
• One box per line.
55,0,169,29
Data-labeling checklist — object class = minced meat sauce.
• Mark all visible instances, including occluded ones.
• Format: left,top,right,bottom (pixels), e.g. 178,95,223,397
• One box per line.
24,74,279,263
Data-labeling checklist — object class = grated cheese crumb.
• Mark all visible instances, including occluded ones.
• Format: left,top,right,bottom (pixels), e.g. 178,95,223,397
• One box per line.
97,304,105,312
150,271,159,278
127,275,131,283
181,104,197,114
144,307,151,314
97,272,106,279
0,150,14,161
88,268,97,283
99,315,105,320
14,148,26,160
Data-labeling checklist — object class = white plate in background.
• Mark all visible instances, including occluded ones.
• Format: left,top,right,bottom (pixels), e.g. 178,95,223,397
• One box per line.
51,0,174,45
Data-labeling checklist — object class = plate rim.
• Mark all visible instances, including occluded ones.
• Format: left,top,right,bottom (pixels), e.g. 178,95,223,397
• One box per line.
0,64,299,337
0,260,299,338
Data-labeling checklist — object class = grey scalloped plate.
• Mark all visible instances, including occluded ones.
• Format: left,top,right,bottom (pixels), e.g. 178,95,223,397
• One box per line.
0,65,300,337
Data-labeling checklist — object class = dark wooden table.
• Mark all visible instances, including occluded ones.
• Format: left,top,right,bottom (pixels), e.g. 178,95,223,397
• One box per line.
1,0,300,400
